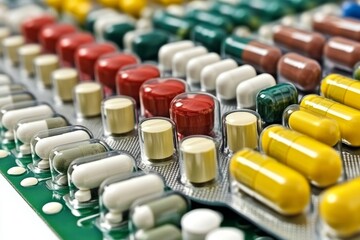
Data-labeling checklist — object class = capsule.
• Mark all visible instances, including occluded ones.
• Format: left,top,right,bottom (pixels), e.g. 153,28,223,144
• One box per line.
2,35,25,65
354,63,360,80
94,14,132,41
320,177,360,237
153,11,194,39
186,53,221,85
158,41,194,73
0,92,34,108
0,28,10,55
273,25,325,60
104,22,135,49
85,8,118,33
261,125,342,187
216,65,256,100
323,37,360,72
34,54,59,88
300,94,360,146
52,68,78,102
236,73,276,109
313,15,360,41
278,53,321,92
172,46,208,77
206,227,244,240
18,44,42,76
185,10,233,33
0,74,11,85
74,82,103,118
222,35,282,74
39,23,77,53
135,224,182,240
230,148,310,215
21,14,56,43
192,25,227,53
132,30,169,61
342,1,360,20
256,83,298,124
200,59,237,91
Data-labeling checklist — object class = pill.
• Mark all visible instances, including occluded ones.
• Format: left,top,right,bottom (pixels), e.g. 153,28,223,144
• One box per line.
186,53,221,85
158,41,194,73
170,93,217,138
42,202,63,215
52,68,78,102
172,46,208,78
20,177,38,187
2,35,25,65
56,32,95,67
39,23,77,53
153,11,194,40
140,118,175,161
74,82,103,117
354,64,360,80
18,44,42,76
261,125,342,187
61,0,92,25
320,177,360,237
300,94,360,146
181,136,218,185
230,148,310,215
4,4,44,33
224,111,259,153
2,104,54,132
95,52,138,93
0,27,10,54
273,25,326,60
104,22,135,49
0,74,11,85
135,224,182,240
0,150,9,158
21,14,56,43
132,30,169,62
313,15,360,41
102,96,136,135
53,143,107,174
140,78,186,118
7,166,26,175
287,109,341,146
34,54,59,87
236,73,276,109
102,173,165,224
119,0,146,17
0,84,26,95
75,42,117,81
17,117,68,145
222,35,282,74
200,59,237,91
277,53,321,92
185,10,233,33
256,83,298,124
123,30,145,52
342,1,360,19
34,129,91,160
216,65,256,100
0,92,34,108
94,14,132,41
85,8,118,33
136,18,152,30
132,194,188,230
192,24,227,53
116,64,160,105
206,227,244,240
71,153,134,202
181,209,222,240
323,37,360,72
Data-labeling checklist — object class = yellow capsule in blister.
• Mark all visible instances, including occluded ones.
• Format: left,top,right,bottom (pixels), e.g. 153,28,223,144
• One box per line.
119,0,146,17
320,178,360,237
261,125,342,187
230,148,310,216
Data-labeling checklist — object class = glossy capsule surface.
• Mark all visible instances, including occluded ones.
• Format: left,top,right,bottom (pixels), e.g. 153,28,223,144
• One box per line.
261,125,342,187
230,148,310,215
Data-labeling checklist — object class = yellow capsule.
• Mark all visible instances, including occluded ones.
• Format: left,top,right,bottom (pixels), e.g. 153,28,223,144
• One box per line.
154,0,184,5
118,0,146,17
98,0,119,8
230,148,310,215
64,0,92,24
320,178,360,237
261,125,342,187
321,73,360,110
45,0,63,11
300,94,360,146
288,109,340,146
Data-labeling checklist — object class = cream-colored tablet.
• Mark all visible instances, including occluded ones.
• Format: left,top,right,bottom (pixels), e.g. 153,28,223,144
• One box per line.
225,112,258,152
181,137,217,184
103,97,135,134
74,82,103,117
52,68,78,101
141,119,174,160
0,150,9,158
7,166,26,175
2,35,24,65
0,27,10,55
18,44,41,75
20,177,38,187
42,202,63,215
34,54,59,87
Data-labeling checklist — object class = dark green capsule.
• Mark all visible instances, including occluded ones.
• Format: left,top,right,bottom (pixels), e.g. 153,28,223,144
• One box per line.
353,64,360,80
153,11,194,39
132,30,169,61
104,23,135,49
286,0,317,11
185,10,233,33
222,35,252,62
192,24,226,53
246,0,295,21
256,83,298,124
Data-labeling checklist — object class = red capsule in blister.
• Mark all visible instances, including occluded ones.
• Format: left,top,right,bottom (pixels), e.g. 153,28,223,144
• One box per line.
39,23,77,53
21,14,56,43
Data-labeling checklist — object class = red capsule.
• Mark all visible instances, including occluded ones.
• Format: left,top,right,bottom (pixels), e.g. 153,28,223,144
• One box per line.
170,93,215,137
140,78,186,118
21,14,56,43
39,23,77,53
57,32,94,67
116,64,160,105
75,43,117,81
95,52,138,94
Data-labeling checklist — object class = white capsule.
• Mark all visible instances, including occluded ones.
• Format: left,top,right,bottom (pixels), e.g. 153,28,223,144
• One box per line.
95,14,133,41
186,53,221,85
158,41,194,72
0,27,10,55
216,65,256,100
2,105,53,131
0,84,26,95
0,93,33,108
4,4,43,33
103,174,164,223
206,227,244,240
87,8,118,24
0,74,11,85
236,73,276,109
136,18,153,30
172,46,208,77
166,5,185,17
34,130,91,159
200,59,237,91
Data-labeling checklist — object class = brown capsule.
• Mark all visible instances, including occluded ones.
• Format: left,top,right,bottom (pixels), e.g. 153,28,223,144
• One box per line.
273,25,325,61
323,37,360,71
278,53,321,92
313,15,360,41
